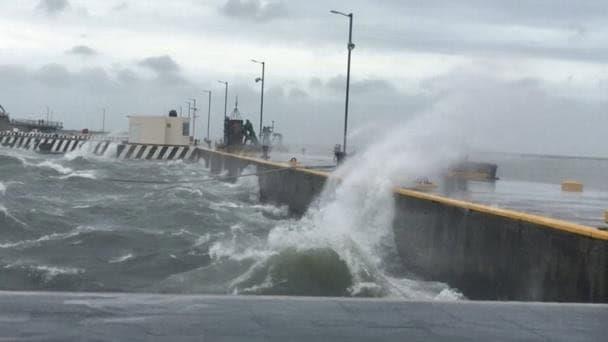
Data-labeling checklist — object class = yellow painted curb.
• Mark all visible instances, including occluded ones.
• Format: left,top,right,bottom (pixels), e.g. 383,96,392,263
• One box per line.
202,149,608,241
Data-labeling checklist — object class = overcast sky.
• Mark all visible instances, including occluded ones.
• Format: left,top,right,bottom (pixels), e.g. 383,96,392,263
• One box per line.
1,0,607,156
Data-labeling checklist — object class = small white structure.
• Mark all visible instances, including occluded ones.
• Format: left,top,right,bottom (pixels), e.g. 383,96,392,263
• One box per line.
128,115,190,146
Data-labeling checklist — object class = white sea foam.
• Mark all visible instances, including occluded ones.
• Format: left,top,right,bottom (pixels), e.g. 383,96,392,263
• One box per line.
109,253,134,264
37,160,73,174
3,263,83,281
251,204,289,217
0,225,104,249
0,204,27,227
172,187,203,197
0,182,5,196
33,265,84,280
72,204,92,209
209,201,242,211
59,170,98,180
193,233,212,247
101,142,118,159
63,142,92,160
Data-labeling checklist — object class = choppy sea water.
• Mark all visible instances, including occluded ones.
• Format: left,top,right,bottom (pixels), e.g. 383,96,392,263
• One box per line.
0,145,460,300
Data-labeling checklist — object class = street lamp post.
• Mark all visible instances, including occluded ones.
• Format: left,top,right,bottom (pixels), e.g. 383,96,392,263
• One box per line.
203,90,212,142
330,10,354,155
251,59,265,136
102,108,106,133
218,81,228,118
189,98,197,141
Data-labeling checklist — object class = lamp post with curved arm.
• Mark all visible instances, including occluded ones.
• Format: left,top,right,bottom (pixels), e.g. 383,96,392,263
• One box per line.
203,90,212,143
330,9,354,155
217,81,228,118
251,59,265,136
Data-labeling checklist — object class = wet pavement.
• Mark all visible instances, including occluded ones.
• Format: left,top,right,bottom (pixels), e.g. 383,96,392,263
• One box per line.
1,291,606,341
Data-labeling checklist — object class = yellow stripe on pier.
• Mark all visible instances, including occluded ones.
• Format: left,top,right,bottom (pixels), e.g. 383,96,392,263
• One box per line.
201,148,608,241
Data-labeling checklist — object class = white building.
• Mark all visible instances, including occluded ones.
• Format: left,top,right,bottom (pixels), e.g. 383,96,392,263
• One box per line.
128,115,191,146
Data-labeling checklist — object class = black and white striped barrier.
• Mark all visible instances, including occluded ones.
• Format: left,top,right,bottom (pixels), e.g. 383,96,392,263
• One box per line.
115,144,199,161
0,132,87,153
90,140,112,156
1,132,200,161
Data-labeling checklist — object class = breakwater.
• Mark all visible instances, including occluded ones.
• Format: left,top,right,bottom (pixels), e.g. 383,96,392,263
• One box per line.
198,148,608,302
0,132,198,161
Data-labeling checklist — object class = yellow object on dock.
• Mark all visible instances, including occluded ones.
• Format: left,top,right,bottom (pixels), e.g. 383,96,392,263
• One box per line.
604,210,608,224
561,180,583,192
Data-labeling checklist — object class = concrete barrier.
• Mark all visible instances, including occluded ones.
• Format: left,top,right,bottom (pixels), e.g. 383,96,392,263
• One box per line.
198,148,608,302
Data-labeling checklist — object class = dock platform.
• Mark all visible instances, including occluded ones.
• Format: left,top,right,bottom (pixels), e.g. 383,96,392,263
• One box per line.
0,291,606,341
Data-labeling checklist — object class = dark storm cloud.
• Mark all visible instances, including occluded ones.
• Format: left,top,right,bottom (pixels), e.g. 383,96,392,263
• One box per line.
66,45,98,57
0,62,201,132
36,0,70,15
220,0,287,21
138,55,180,74
204,0,608,64
1,63,140,90
138,55,188,85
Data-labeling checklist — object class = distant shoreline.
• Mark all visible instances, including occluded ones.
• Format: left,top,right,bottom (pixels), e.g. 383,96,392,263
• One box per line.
474,150,608,162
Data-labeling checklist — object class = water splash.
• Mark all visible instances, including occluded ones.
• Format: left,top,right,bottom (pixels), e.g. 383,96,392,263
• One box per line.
36,160,73,175
214,112,466,298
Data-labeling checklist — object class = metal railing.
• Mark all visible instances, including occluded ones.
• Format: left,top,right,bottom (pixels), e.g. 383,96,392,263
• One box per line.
10,119,63,129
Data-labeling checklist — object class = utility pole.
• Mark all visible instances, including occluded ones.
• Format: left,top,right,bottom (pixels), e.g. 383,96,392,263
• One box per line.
330,10,355,155
218,81,228,118
203,90,212,142
189,98,197,141
251,59,265,135
101,108,106,133
46,106,50,122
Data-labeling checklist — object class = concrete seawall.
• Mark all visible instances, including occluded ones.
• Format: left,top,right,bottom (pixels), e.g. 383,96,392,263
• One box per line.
198,148,608,302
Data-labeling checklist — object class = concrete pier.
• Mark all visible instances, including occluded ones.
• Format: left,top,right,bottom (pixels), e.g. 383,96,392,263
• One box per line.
198,148,608,303
1,291,606,341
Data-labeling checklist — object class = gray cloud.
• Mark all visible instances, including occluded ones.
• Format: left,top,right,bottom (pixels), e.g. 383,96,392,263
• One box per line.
138,55,180,74
36,0,70,15
138,55,187,85
326,76,398,95
116,68,139,84
418,67,608,157
34,64,72,87
202,0,608,64
381,0,607,28
112,2,128,12
220,0,287,21
288,87,309,100
0,62,201,131
1,60,606,156
66,45,98,57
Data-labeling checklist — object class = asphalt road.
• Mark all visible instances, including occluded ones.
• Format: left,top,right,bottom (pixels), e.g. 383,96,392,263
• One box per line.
0,291,606,341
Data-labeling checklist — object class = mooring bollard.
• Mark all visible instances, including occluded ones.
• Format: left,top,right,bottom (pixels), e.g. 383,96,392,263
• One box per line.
561,180,583,192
